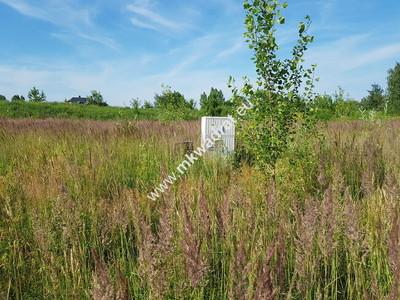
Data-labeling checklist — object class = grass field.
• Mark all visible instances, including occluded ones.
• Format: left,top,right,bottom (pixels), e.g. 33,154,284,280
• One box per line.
0,117,399,299
0,101,201,121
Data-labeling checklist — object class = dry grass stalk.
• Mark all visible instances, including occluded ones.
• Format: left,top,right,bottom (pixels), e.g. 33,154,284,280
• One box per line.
387,205,400,299
137,193,174,299
317,155,329,188
103,195,130,234
253,245,279,300
216,189,232,239
265,176,279,220
30,207,63,294
387,205,399,272
51,190,82,246
343,189,366,249
228,236,252,300
116,266,130,300
294,197,319,294
137,215,157,286
198,181,212,246
275,224,287,288
318,186,339,258
181,204,208,288
388,260,400,300
361,168,375,197
30,208,51,260
91,249,115,300
0,117,200,142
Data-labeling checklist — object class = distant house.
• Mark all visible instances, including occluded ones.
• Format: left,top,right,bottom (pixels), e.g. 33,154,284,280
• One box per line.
67,96,88,104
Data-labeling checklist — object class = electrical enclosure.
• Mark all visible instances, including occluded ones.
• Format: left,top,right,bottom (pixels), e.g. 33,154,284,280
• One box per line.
201,116,235,154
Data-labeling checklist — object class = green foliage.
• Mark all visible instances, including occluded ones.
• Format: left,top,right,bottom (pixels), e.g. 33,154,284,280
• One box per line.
0,95,7,101
311,94,335,120
230,0,317,175
130,97,140,110
115,110,139,134
331,86,360,118
87,90,108,106
156,107,199,123
361,83,386,111
387,61,400,113
154,84,193,110
11,95,25,102
142,100,154,109
27,86,46,102
154,85,197,122
187,98,196,110
310,88,363,120
200,87,226,116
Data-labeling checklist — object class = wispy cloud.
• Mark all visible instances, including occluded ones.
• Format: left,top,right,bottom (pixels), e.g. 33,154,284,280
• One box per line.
341,43,400,72
2,0,399,106
167,54,202,77
77,33,119,50
305,31,400,99
0,0,94,28
215,39,244,60
0,0,117,49
0,0,47,21
0,54,158,103
306,33,400,73
127,5,181,30
127,0,190,33
210,0,241,14
319,0,336,25
130,17,157,30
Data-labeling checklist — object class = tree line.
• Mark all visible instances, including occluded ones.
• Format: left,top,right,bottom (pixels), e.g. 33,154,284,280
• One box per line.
1,61,399,119
0,88,109,106
305,62,400,120
130,61,400,120
0,87,46,103
130,85,233,116
360,62,400,113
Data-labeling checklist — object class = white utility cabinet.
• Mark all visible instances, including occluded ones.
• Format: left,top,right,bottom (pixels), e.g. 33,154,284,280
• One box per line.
201,116,235,154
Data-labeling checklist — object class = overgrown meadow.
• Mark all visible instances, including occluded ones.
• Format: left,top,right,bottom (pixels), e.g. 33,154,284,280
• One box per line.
0,117,399,299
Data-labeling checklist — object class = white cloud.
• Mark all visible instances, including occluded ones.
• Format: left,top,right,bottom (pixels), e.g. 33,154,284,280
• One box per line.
215,39,244,60
126,0,200,34
161,33,235,75
209,0,241,14
0,51,242,106
341,43,400,72
304,32,400,100
77,34,119,50
127,5,181,30
130,17,157,30
0,0,117,49
167,54,202,77
319,0,336,25
3,0,398,106
306,33,400,73
0,0,45,20
0,0,94,28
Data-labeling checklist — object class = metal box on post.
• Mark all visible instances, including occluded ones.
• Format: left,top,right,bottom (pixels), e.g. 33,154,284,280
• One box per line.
201,116,235,154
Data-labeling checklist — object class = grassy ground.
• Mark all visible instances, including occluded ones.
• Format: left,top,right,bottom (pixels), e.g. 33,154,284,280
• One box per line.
1,100,398,123
0,101,201,121
0,117,399,299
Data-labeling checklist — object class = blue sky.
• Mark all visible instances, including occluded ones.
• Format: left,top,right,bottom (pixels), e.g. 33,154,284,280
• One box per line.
0,0,399,107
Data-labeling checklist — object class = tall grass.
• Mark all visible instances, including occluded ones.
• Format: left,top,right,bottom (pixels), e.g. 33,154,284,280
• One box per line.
0,117,399,299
